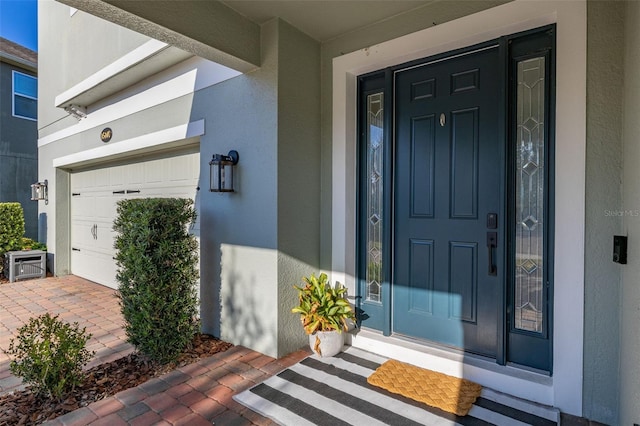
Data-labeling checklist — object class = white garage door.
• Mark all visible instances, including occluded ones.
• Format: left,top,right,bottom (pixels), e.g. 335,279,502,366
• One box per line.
70,151,200,289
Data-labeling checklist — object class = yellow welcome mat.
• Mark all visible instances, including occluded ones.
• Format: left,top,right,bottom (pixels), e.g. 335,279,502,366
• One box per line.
367,359,482,416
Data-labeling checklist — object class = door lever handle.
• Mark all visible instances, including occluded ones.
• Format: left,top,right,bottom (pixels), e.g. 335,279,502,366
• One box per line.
487,232,497,276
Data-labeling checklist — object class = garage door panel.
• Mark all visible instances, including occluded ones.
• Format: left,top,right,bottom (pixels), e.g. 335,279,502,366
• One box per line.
168,155,196,182
109,166,128,190
72,222,94,249
93,169,111,188
71,151,200,289
71,196,93,219
144,161,164,184
95,195,116,220
126,164,144,185
94,224,116,253
71,249,117,288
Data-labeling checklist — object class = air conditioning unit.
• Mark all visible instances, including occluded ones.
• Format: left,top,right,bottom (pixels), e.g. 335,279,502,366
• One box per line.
5,250,46,282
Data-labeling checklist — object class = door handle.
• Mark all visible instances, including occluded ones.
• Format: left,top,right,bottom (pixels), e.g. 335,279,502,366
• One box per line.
94,224,97,240
487,232,497,276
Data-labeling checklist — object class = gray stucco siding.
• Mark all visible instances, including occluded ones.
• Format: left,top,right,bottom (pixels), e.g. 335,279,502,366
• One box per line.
0,60,38,239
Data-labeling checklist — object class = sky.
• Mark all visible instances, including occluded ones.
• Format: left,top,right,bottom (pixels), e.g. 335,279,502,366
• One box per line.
0,0,38,51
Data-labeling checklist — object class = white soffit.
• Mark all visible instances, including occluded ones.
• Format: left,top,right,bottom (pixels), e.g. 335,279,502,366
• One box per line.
54,39,193,108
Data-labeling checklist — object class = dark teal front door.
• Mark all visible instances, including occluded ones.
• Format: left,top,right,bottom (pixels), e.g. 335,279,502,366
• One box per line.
392,46,503,358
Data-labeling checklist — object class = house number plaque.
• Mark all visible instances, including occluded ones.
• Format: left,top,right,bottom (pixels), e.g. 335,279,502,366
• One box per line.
100,128,113,143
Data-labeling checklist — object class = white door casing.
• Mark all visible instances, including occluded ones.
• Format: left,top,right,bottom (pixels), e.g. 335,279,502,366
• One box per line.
332,0,586,415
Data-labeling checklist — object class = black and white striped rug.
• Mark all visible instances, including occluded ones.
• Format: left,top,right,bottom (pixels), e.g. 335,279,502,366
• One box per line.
234,347,560,426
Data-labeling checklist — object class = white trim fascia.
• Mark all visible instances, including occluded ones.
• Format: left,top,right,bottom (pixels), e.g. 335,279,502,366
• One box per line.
39,56,239,148
52,119,204,168
54,39,170,108
332,0,586,416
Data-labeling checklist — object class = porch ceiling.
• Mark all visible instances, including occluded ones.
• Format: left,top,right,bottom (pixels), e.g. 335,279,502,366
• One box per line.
221,0,436,42
56,0,436,72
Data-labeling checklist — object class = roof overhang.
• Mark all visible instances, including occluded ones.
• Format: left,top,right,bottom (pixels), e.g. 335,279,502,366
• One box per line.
54,39,192,109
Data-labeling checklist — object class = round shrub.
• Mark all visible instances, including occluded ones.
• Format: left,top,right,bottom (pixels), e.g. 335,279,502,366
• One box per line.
5,313,94,399
113,198,199,364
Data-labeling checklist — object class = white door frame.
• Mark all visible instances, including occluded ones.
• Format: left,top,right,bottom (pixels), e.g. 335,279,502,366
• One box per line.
331,0,586,416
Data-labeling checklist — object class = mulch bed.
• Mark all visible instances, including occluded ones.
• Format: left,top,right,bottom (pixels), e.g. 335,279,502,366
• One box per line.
0,334,233,426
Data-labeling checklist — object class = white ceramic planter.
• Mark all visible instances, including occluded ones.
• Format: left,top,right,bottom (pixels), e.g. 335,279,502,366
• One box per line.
309,330,344,357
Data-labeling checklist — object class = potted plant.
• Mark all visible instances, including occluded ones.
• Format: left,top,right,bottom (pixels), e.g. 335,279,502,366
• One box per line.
291,272,356,357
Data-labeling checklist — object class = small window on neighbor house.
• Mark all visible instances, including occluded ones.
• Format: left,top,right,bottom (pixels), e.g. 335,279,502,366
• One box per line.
13,71,37,121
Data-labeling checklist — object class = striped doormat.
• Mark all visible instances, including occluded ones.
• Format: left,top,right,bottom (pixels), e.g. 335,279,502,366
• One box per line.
234,347,560,426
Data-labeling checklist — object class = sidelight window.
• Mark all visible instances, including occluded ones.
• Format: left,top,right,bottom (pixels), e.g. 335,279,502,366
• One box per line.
365,93,384,303
514,56,547,333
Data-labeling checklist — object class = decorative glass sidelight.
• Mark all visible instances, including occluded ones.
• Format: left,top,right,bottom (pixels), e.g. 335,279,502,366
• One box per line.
366,93,384,303
514,57,545,333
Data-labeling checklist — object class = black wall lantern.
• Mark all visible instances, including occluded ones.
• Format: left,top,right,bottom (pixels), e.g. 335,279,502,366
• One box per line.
31,179,48,204
209,150,239,192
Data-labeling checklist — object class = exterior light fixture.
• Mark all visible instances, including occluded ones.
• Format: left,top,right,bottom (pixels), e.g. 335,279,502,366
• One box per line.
31,179,48,204
209,150,239,193
64,104,87,120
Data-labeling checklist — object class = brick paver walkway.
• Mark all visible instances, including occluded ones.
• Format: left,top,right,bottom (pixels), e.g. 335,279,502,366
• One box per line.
0,276,309,425
0,276,133,395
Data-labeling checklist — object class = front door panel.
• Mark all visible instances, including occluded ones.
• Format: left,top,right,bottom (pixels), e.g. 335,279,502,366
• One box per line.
393,47,503,358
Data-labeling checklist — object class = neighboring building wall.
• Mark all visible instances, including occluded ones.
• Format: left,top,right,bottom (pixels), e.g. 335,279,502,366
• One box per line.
621,1,640,423
0,59,38,239
582,2,624,424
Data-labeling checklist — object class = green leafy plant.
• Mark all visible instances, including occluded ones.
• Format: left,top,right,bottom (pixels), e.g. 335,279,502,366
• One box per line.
0,202,25,253
0,203,26,275
113,198,199,364
5,313,94,399
291,272,356,334
21,237,47,251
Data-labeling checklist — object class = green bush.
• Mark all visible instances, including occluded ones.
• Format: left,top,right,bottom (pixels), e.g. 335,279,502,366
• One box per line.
0,203,25,254
21,237,47,251
113,198,199,364
5,313,94,399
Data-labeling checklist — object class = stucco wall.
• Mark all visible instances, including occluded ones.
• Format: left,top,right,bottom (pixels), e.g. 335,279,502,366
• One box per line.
620,1,640,423
583,2,624,424
192,19,320,357
192,21,280,355
276,21,321,356
0,61,38,238
38,1,150,138
39,3,318,358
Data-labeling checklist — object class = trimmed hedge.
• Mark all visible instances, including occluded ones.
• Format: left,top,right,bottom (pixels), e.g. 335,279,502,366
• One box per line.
113,198,199,364
0,203,25,254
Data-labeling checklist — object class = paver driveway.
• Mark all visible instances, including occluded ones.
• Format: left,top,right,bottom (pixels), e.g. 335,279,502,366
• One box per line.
0,276,309,425
0,275,133,395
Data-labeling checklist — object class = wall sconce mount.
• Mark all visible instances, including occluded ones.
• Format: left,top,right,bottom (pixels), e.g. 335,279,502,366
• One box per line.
64,104,87,120
209,150,239,193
